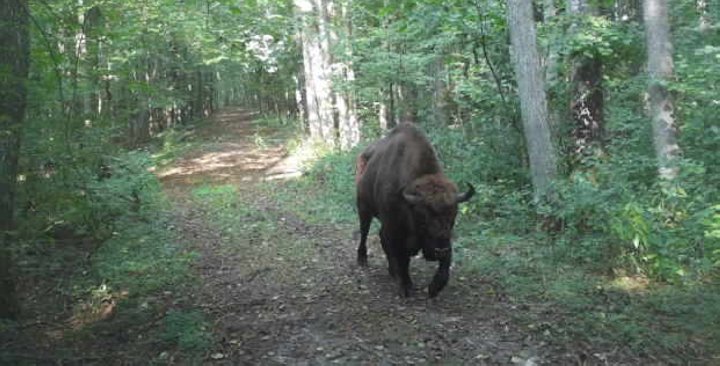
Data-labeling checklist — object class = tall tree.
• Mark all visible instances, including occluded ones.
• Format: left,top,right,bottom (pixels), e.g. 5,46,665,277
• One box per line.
643,0,680,180
543,0,559,87
0,0,30,318
697,0,711,32
377,0,396,131
335,0,360,150
296,0,335,143
567,0,605,169
507,0,558,201
543,0,561,135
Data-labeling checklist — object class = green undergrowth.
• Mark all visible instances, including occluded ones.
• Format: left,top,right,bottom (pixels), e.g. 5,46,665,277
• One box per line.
264,134,720,363
461,228,720,362
152,125,203,168
87,209,198,295
75,205,207,362
6,145,211,363
77,209,209,360
264,149,359,226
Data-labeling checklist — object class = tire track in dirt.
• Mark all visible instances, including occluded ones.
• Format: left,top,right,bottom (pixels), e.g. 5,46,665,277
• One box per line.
159,108,583,365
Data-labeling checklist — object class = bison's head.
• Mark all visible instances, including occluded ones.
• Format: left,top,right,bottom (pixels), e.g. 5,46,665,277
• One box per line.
402,175,475,260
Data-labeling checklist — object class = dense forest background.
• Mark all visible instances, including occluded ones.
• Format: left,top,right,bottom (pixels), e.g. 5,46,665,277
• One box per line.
1,0,719,363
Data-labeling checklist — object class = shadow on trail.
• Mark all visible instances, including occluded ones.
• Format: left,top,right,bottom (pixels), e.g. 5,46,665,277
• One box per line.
160,107,578,365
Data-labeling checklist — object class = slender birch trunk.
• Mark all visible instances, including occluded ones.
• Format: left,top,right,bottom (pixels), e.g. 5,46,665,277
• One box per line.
644,0,681,180
296,0,335,144
507,0,558,201
336,0,360,150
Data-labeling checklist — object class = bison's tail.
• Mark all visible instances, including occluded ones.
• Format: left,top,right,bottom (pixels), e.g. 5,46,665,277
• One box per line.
355,154,368,185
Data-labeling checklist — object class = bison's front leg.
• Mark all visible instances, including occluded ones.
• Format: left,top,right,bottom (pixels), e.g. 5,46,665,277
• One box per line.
428,251,452,298
395,254,413,297
379,227,397,278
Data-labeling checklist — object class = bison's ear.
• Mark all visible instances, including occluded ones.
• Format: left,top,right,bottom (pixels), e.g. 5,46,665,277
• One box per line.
455,183,476,204
402,186,423,205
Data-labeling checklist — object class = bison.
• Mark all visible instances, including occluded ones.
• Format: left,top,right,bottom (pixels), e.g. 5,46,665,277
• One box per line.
355,123,474,298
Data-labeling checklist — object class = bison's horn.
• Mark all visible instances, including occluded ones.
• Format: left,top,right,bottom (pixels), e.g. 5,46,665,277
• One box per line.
402,188,423,205
455,183,476,203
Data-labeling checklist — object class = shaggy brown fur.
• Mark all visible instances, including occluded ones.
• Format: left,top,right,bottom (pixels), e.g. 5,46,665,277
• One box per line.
355,123,474,298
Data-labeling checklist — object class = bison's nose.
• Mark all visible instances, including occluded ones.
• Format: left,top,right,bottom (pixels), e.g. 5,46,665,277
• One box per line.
434,247,451,259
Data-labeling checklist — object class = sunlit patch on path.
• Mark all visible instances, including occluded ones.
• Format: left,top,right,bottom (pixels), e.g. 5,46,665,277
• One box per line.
157,107,304,188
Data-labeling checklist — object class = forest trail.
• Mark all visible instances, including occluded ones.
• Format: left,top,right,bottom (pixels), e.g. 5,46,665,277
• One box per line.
158,108,571,365
158,109,302,189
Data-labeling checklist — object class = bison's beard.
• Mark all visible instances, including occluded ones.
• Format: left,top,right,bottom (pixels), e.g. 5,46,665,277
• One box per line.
422,247,436,260
421,246,451,261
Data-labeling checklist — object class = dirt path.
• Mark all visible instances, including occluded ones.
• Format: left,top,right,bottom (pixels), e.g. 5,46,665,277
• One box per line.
158,108,574,365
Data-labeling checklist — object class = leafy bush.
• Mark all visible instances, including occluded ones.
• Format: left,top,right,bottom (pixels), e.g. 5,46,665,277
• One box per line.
90,214,198,294
282,147,358,225
17,120,162,245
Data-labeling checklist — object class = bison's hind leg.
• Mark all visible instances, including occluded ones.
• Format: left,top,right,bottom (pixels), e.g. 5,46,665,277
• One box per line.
356,209,372,267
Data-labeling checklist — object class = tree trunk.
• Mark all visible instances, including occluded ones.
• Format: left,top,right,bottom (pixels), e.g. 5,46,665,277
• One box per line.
377,0,395,131
379,91,390,131
196,70,204,118
296,0,335,144
698,0,711,32
299,16,321,137
543,0,561,134
400,82,419,124
543,0,559,86
128,63,151,144
318,0,336,144
567,0,605,169
644,0,680,180
336,0,360,150
388,83,396,126
507,0,558,201
73,0,91,118
0,0,30,319
432,57,449,126
295,61,308,128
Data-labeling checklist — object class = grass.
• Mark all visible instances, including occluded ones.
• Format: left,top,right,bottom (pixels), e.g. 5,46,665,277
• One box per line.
454,219,720,362
162,309,213,353
262,148,359,226
189,183,318,267
89,214,198,295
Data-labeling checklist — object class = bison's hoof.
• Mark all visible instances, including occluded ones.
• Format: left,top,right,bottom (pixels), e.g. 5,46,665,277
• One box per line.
428,283,446,298
397,282,413,298
357,255,368,267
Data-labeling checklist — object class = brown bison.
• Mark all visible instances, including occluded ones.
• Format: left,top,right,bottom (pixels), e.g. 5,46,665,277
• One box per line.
355,123,474,298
